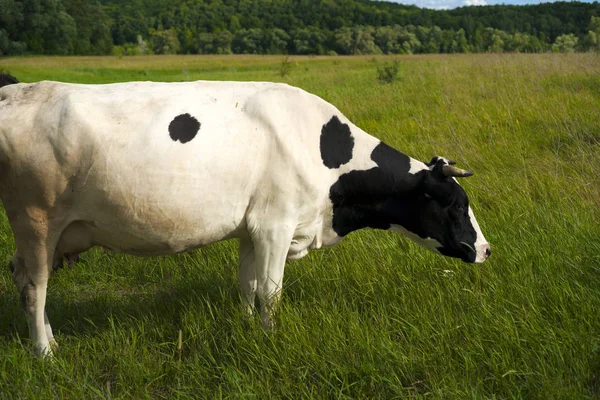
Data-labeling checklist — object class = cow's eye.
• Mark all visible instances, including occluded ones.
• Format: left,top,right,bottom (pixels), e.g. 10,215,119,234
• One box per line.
455,206,464,213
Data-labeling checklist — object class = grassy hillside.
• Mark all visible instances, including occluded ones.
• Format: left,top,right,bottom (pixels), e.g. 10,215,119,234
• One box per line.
0,54,599,398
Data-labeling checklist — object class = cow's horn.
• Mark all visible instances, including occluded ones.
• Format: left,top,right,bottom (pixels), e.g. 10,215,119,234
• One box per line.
442,164,473,177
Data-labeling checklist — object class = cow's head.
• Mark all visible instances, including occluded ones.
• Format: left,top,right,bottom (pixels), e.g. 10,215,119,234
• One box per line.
327,137,490,263
390,156,490,263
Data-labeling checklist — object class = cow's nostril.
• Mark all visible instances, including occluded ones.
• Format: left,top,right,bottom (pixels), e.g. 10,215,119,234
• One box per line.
485,247,491,258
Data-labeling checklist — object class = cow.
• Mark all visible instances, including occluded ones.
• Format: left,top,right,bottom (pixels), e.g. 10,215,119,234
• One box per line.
0,74,490,357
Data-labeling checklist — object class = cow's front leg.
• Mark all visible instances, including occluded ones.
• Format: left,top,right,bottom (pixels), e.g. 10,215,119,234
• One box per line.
238,237,257,317
251,226,294,329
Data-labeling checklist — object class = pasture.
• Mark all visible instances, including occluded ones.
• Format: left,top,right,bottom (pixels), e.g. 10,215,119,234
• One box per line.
0,54,599,398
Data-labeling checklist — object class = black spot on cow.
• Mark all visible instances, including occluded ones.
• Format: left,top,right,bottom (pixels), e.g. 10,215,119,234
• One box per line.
0,74,18,88
329,143,478,263
169,113,201,144
320,116,354,169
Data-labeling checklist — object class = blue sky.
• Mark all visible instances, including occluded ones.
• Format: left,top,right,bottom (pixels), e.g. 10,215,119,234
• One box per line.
388,0,595,10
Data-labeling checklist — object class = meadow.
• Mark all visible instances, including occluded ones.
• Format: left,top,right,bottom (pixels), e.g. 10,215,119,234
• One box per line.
0,53,599,398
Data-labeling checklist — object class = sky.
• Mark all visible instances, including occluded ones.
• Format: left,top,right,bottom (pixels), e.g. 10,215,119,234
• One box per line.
388,0,595,10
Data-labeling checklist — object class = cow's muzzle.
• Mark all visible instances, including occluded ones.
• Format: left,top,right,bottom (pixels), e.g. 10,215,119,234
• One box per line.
475,243,491,263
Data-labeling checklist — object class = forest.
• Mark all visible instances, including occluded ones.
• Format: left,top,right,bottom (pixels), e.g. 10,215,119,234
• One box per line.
1,0,600,56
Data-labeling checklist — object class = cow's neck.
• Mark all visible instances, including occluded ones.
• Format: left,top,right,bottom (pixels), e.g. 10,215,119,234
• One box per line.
327,133,429,238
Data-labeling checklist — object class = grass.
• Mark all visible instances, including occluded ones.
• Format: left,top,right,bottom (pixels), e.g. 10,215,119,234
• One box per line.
0,53,599,398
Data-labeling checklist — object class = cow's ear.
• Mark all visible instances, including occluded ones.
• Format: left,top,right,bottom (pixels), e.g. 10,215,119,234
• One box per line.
426,156,439,167
427,156,456,168
431,159,449,180
421,166,453,207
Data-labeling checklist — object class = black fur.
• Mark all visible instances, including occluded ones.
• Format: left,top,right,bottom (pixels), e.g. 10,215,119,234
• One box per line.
0,74,19,88
320,116,354,169
169,113,201,144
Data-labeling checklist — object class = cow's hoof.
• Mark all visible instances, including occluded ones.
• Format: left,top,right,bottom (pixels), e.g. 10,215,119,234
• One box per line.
34,345,54,360
261,315,275,330
49,339,59,350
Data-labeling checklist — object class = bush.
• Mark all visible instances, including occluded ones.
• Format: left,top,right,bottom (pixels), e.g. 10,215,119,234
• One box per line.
111,45,124,57
280,55,293,77
376,60,400,84
111,42,143,56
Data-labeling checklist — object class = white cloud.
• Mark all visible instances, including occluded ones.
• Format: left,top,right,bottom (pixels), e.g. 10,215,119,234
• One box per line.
386,0,586,9
399,0,463,9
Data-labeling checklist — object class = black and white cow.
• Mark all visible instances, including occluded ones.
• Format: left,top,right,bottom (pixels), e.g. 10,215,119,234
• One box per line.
0,75,490,357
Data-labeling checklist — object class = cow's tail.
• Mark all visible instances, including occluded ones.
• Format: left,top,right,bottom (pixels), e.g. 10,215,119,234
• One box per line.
0,74,19,88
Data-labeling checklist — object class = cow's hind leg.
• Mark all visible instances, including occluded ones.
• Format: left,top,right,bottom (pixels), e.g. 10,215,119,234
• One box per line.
238,238,257,317
45,312,57,349
11,241,55,357
9,239,57,351
251,226,294,329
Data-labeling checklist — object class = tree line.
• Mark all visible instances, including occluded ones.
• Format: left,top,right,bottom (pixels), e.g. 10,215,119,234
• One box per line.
1,0,599,56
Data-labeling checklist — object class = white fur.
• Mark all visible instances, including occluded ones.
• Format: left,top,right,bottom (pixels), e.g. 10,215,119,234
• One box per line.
408,159,428,175
390,225,443,254
469,207,490,263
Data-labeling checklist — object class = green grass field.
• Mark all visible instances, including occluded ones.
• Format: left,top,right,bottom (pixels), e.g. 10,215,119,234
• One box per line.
0,54,599,398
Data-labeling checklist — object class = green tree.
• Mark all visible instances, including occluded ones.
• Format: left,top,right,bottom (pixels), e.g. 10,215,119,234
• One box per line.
149,28,180,54
472,25,484,52
105,0,148,46
584,16,600,52
0,28,26,55
401,26,422,54
453,28,470,53
229,15,242,33
13,0,77,54
583,31,598,52
232,28,264,54
374,26,401,54
263,28,290,54
334,26,380,55
197,32,215,54
590,16,600,35
181,28,197,54
291,27,328,55
552,33,578,53
63,0,112,55
0,0,23,38
484,28,507,53
214,30,233,54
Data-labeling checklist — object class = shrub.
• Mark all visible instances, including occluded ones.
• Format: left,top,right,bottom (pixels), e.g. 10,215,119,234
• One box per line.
376,60,400,84
280,55,293,77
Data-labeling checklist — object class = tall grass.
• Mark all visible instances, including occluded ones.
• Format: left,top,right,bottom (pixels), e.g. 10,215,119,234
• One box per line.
0,54,599,398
